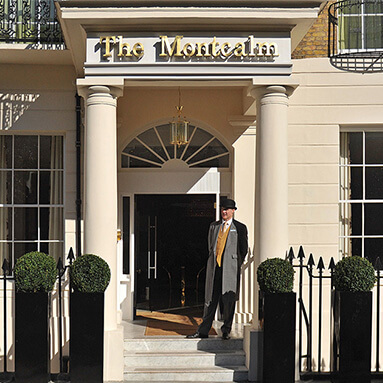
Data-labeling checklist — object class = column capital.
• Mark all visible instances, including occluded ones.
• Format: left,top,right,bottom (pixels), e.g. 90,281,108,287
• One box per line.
76,78,124,100
249,84,297,100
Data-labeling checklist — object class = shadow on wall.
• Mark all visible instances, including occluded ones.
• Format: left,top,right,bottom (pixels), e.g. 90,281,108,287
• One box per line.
0,93,40,130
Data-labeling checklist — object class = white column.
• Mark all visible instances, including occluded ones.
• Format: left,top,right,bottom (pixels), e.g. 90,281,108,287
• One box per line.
244,85,295,382
251,85,292,264
79,84,124,381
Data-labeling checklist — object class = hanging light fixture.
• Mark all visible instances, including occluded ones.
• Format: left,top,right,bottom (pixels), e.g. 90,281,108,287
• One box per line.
170,87,189,147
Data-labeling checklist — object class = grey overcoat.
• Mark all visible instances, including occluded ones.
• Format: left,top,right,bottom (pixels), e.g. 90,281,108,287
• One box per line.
204,219,248,307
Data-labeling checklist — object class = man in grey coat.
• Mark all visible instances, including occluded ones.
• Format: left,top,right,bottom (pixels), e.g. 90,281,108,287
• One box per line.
187,199,248,340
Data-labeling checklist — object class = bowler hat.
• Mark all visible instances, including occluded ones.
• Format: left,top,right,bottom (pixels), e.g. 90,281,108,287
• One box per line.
221,199,237,210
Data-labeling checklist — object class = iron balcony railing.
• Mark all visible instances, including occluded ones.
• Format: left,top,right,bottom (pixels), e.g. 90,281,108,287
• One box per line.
328,0,383,72
0,0,64,45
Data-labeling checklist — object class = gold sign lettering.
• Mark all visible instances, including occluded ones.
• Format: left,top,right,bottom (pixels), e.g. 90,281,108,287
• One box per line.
159,35,184,57
100,36,116,57
196,42,211,57
158,35,279,59
100,36,145,58
220,42,231,58
98,35,279,60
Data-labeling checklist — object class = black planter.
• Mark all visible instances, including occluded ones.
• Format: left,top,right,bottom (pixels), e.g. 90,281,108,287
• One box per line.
333,291,372,383
15,292,50,383
259,291,296,383
70,292,104,383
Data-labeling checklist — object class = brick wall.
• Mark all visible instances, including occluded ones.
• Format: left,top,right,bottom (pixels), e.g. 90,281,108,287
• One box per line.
292,1,335,59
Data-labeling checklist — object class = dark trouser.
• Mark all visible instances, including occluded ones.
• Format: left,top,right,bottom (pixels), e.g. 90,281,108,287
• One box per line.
198,266,236,336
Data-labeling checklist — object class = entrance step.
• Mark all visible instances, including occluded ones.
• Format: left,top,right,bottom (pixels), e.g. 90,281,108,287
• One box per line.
125,349,245,367
124,337,244,352
124,365,248,382
124,337,248,382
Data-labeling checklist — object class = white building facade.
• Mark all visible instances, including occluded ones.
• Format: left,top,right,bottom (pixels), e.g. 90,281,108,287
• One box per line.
1,0,383,381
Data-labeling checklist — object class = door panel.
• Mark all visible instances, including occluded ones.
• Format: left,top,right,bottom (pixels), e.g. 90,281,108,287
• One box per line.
135,194,215,312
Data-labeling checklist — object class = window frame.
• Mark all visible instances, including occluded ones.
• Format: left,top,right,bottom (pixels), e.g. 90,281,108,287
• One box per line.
0,134,65,269
338,1,383,54
339,128,383,262
120,124,230,170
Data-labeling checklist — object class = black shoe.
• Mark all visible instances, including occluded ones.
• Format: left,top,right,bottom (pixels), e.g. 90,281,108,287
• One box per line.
222,332,230,340
186,332,208,339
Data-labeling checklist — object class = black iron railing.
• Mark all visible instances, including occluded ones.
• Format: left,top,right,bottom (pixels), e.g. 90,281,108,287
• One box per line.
328,0,383,72
0,0,64,45
289,246,383,380
0,248,75,382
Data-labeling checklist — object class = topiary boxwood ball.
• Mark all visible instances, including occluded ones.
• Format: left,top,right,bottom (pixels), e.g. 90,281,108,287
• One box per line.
14,251,57,293
333,256,376,292
257,257,295,293
71,254,111,293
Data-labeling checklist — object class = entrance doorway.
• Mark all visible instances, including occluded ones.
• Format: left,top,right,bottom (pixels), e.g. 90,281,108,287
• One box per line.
134,194,216,314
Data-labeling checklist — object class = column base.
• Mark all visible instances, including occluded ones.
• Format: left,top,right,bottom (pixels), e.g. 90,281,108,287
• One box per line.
243,324,263,383
104,326,124,382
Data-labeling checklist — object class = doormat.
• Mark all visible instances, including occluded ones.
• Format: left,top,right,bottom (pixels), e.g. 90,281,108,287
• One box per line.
137,310,217,336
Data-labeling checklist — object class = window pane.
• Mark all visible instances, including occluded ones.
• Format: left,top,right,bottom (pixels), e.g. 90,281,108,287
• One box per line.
137,128,167,161
153,124,174,160
40,242,49,254
40,207,63,240
14,207,38,240
14,136,38,169
350,203,362,236
364,238,383,265
366,167,383,199
339,2,362,15
187,138,228,165
176,125,194,159
0,135,12,169
123,197,130,275
365,2,383,13
40,136,52,169
14,171,37,204
366,133,383,164
40,171,63,204
351,238,362,257
348,132,363,164
14,243,37,262
364,203,383,235
40,136,64,169
183,128,214,161
339,16,362,50
45,241,63,261
350,167,363,199
0,243,12,272
122,139,163,165
121,155,161,168
0,207,12,240
0,171,12,204
365,16,383,49
190,154,230,168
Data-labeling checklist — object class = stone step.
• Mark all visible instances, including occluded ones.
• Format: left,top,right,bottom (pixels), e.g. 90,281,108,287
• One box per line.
124,349,246,368
123,337,244,352
123,365,249,382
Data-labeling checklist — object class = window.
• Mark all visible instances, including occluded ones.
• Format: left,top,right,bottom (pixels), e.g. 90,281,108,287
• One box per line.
340,131,383,264
338,1,383,52
121,124,229,169
0,135,64,269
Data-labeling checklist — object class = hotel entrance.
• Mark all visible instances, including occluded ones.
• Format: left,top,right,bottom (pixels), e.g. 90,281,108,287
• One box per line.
134,194,216,314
